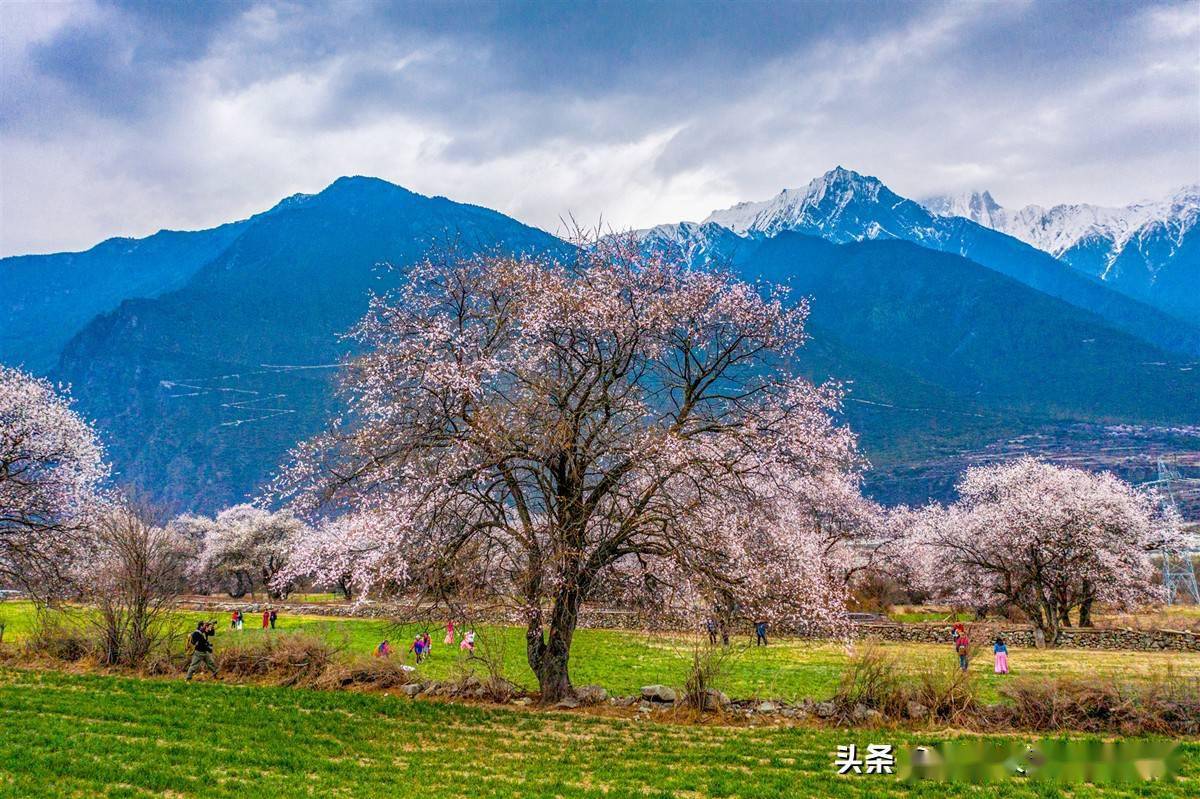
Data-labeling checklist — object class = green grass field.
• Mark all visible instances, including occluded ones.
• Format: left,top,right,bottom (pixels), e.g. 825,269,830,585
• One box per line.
0,668,1194,799
3,601,1198,704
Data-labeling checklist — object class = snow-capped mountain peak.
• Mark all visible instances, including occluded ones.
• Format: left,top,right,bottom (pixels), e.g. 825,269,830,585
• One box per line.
921,190,1005,230
700,166,923,243
921,185,1199,274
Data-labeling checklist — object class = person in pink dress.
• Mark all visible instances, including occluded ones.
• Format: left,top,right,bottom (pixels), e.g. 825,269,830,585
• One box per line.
993,637,1009,674
444,620,455,646
262,609,270,629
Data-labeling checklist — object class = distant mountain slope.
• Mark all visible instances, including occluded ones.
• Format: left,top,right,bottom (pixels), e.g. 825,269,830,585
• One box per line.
11,172,1200,514
681,168,1200,356
54,177,567,512
0,221,249,372
923,186,1199,322
731,233,1200,503
741,233,1200,423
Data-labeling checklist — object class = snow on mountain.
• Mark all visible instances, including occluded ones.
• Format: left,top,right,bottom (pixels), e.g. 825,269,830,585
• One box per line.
921,185,1200,283
922,190,1006,230
638,166,1200,352
701,166,943,244
634,220,746,265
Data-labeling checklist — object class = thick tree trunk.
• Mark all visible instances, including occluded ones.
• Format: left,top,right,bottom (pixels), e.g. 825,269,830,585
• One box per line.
1078,597,1094,627
526,589,583,704
1023,600,1059,648
1040,600,1063,646
227,571,251,599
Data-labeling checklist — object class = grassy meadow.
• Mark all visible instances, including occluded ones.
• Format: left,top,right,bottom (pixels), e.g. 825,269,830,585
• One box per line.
3,601,1198,704
0,668,1196,799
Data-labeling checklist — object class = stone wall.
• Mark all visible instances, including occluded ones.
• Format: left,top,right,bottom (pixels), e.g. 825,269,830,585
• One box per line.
179,598,1200,652
852,621,1200,652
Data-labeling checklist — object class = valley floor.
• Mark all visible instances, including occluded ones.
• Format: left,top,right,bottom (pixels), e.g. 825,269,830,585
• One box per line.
3,602,1199,704
0,668,1196,799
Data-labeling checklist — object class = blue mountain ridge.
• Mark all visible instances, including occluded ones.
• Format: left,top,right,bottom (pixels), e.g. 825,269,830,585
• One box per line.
4,174,1198,512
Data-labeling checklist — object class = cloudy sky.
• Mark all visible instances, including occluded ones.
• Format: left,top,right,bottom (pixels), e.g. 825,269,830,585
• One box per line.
2,0,1197,255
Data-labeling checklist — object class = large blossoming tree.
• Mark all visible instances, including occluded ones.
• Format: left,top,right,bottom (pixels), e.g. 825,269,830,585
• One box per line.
177,504,308,599
0,365,109,598
900,458,1174,646
276,241,868,701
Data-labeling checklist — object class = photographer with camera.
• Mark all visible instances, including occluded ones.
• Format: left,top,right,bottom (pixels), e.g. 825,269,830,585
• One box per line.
185,620,219,680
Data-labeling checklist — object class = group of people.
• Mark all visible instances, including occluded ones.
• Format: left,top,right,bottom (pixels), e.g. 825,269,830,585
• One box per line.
188,610,1016,688
374,622,476,663
186,607,284,680
703,617,769,646
950,622,1009,674
229,608,278,630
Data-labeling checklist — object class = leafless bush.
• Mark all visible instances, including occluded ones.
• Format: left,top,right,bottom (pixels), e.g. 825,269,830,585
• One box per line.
23,612,90,662
217,633,337,686
455,626,521,702
313,655,416,690
682,641,735,712
834,643,906,717
1001,672,1200,736
908,653,980,723
83,497,190,667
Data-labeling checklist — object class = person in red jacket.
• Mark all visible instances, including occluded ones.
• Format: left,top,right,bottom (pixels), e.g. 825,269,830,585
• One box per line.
262,608,270,629
951,623,970,671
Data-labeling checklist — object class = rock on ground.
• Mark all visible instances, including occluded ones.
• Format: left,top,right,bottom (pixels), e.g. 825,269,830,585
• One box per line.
640,684,677,703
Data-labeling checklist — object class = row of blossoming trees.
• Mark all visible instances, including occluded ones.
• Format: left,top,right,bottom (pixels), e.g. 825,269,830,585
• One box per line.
0,365,305,603
893,458,1182,646
0,238,1183,696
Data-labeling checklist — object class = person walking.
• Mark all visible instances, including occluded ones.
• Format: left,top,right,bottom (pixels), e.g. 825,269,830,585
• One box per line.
993,637,1009,674
185,621,219,680
269,608,278,629
409,634,426,663
755,620,769,646
444,620,455,646
705,617,718,646
230,610,239,630
952,624,970,671
262,608,270,629
422,632,432,657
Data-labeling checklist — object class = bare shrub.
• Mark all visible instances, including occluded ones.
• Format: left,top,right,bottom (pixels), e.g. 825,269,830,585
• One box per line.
24,612,90,662
218,633,337,686
833,643,905,718
313,655,416,690
908,654,980,724
1001,672,1200,736
455,626,521,702
83,497,190,667
682,641,735,712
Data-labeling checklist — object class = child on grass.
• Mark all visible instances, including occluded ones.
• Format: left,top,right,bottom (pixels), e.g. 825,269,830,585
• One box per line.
993,636,1009,674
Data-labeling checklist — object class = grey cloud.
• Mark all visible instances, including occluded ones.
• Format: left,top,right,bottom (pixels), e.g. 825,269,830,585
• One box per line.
0,0,1196,255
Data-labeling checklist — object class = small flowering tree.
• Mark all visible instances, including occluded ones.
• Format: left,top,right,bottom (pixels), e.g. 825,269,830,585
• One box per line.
0,365,108,599
184,504,307,599
83,495,191,666
275,239,868,702
901,458,1172,646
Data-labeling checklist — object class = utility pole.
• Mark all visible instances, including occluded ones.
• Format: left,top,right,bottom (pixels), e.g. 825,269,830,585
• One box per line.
1148,458,1200,606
